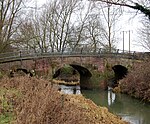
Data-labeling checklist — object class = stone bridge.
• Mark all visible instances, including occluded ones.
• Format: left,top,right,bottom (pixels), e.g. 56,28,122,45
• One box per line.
0,49,145,70
0,50,147,89
0,54,138,73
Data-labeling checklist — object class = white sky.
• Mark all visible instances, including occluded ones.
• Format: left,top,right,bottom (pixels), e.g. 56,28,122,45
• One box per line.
116,10,145,52
116,6,148,52
36,0,47,7
33,0,148,52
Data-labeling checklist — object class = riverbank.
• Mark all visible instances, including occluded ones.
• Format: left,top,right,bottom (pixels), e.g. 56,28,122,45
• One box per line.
52,79,79,86
120,60,150,102
82,89,150,124
0,76,128,124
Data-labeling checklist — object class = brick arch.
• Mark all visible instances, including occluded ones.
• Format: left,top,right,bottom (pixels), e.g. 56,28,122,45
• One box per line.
53,64,92,78
10,68,33,77
109,64,128,88
112,65,128,80
69,64,92,77
52,64,92,89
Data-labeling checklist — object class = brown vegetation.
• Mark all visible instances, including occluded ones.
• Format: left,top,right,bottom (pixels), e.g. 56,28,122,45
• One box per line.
120,60,150,102
52,79,79,86
0,76,127,124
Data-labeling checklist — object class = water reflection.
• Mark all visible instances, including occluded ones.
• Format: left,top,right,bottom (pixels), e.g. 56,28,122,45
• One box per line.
108,87,116,106
82,89,150,124
59,85,81,94
59,85,150,124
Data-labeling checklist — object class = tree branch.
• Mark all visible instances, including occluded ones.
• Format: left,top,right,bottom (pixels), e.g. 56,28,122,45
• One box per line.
92,0,150,19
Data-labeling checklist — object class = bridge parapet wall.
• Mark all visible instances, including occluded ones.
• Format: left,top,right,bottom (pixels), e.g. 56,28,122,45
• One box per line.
0,55,140,76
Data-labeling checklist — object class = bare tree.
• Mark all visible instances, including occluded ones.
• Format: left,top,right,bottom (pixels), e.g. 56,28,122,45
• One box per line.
14,3,44,53
35,0,93,53
42,0,81,53
93,1,122,52
0,0,25,53
90,0,150,53
83,13,104,52
67,1,93,52
138,17,150,51
16,0,85,53
15,17,40,52
91,0,150,19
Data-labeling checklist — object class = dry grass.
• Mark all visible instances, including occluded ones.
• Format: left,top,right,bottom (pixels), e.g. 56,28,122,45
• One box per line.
120,60,150,102
0,76,127,124
52,79,79,86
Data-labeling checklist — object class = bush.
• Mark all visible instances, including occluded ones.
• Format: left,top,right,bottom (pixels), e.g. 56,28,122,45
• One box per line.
120,60,150,102
0,76,127,124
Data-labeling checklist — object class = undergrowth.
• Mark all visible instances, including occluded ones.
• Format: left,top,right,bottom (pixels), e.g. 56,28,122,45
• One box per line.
120,60,150,102
0,88,21,123
0,76,127,124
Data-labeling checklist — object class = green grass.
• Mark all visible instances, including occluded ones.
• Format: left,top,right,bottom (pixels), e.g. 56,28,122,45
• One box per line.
0,113,14,124
0,88,21,123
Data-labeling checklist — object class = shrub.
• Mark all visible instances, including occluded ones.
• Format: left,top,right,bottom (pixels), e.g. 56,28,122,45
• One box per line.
0,76,127,124
120,60,150,102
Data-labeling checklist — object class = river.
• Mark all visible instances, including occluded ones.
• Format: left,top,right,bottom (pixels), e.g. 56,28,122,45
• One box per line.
59,85,150,124
82,89,150,124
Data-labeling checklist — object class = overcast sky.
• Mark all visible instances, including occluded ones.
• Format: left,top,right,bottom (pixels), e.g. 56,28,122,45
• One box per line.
116,9,145,52
34,0,147,52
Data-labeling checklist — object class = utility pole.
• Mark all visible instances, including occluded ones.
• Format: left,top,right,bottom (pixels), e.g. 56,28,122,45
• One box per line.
121,31,125,53
107,4,111,53
128,30,131,53
121,30,131,53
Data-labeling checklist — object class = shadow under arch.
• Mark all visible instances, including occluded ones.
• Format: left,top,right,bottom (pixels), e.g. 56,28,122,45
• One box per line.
70,64,92,89
53,64,92,89
110,64,128,88
10,68,33,77
69,64,92,77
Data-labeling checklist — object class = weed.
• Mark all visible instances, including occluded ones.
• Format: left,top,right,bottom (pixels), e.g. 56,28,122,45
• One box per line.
0,88,20,123
0,76,127,124
120,60,150,102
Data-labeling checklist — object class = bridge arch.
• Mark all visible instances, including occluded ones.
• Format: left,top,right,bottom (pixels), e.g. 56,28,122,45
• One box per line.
69,64,92,77
110,64,128,88
10,68,34,77
52,64,92,89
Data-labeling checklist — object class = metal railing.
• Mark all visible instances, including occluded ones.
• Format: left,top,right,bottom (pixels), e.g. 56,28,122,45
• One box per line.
0,49,147,63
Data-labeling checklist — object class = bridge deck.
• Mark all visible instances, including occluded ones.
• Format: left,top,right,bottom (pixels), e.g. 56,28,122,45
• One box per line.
0,50,146,64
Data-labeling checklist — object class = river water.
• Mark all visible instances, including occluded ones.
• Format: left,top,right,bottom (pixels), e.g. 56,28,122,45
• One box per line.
59,85,150,124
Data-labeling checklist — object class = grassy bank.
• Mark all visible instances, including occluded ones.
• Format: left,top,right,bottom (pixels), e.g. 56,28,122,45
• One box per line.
120,60,150,102
0,76,127,124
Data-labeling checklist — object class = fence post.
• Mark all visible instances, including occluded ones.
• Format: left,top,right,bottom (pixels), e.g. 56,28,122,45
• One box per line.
133,51,136,59
98,48,102,58
80,47,83,54
19,51,22,57
116,49,119,56
98,48,102,54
